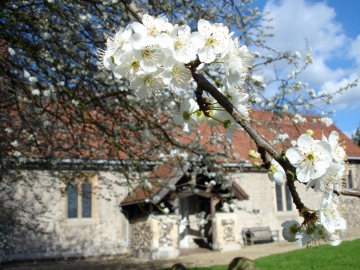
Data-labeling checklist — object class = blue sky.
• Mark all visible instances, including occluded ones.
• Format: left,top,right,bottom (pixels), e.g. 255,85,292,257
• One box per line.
251,0,360,138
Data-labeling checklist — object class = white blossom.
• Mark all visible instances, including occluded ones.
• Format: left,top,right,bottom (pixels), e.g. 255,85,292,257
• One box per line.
190,19,230,63
5,127,13,134
320,117,333,127
31,89,40,96
29,76,38,83
286,134,332,183
277,133,289,142
268,159,286,185
282,220,301,242
306,163,345,193
173,98,200,133
129,69,165,99
318,191,346,243
292,114,307,124
11,140,18,148
161,56,192,91
8,47,15,55
221,37,253,85
322,131,346,163
130,15,173,50
105,25,133,65
166,24,197,63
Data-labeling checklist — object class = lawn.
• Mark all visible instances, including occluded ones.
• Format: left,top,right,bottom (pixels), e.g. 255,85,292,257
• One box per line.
163,239,360,270
255,238,360,270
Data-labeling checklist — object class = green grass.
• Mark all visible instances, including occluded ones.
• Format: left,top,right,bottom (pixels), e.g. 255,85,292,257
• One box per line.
161,239,360,270
255,239,360,270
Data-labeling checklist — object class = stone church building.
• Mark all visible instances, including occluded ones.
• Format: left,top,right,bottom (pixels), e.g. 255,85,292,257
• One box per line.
2,111,360,262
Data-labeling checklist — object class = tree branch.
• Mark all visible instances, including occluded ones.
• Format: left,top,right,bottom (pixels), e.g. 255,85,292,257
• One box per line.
340,188,360,198
190,70,281,160
120,0,145,24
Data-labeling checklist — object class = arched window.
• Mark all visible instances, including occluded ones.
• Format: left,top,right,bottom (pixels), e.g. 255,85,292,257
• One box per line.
67,180,78,218
66,177,95,219
82,180,92,218
63,173,99,225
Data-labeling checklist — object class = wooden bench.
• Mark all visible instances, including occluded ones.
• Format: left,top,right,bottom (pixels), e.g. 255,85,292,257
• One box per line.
241,226,279,246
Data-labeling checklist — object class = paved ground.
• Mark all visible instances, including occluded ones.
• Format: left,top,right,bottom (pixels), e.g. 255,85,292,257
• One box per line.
4,227,360,270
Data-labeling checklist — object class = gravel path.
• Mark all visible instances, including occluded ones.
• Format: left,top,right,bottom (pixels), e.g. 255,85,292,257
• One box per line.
4,228,360,270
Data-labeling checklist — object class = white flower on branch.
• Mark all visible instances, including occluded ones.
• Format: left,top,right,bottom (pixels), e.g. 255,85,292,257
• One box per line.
221,37,254,85
131,15,173,50
105,25,133,65
319,191,346,245
268,159,286,185
281,220,301,242
113,51,141,79
165,24,197,63
322,131,346,163
190,19,230,63
320,117,333,127
286,134,332,183
129,69,165,99
161,56,192,92
173,98,200,133
306,163,345,193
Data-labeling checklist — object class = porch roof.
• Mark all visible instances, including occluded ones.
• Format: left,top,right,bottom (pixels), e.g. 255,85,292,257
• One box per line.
120,163,249,206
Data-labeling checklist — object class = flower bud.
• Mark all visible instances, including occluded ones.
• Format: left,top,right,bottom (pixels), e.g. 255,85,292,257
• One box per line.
306,129,314,136
249,150,260,158
268,164,277,174
253,162,261,168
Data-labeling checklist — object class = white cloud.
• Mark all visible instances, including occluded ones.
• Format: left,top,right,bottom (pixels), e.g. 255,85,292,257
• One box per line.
257,0,360,107
258,0,352,86
262,0,348,56
321,73,360,111
253,0,360,135
349,35,360,65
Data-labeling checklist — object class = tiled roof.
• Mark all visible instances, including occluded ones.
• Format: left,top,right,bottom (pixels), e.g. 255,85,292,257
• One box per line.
196,110,360,161
120,162,249,205
6,107,359,162
121,162,188,205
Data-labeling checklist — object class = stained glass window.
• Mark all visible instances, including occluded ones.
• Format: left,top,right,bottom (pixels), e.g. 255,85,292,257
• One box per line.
68,181,78,218
82,180,92,218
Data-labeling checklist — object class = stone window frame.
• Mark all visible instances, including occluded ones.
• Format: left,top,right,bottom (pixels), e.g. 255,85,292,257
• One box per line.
61,173,99,227
275,183,294,212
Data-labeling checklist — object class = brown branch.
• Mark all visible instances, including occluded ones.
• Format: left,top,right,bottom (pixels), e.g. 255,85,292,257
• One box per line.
340,188,360,198
190,70,281,160
120,0,145,24
190,68,310,215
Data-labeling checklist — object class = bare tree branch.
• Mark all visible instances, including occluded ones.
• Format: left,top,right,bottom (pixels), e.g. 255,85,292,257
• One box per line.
340,188,360,198
120,0,145,24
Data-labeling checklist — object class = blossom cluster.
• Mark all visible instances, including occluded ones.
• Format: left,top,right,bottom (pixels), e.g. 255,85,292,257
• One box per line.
99,15,349,247
98,14,253,141
281,130,347,246
282,191,346,247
